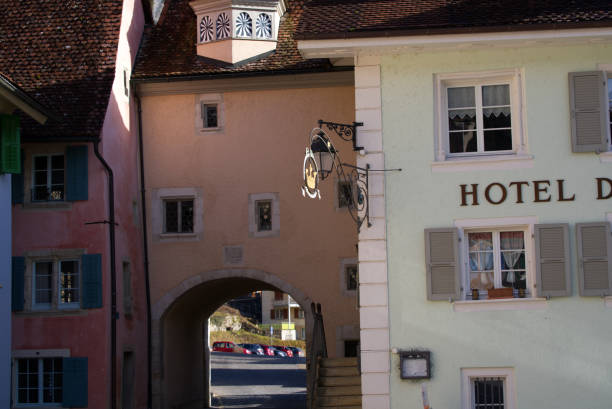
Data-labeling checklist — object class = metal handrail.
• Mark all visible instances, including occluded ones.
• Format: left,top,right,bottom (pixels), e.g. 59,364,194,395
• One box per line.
307,302,327,409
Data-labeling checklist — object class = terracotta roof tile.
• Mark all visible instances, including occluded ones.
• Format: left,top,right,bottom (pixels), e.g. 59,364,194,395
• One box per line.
0,0,123,139
294,0,612,39
132,0,336,80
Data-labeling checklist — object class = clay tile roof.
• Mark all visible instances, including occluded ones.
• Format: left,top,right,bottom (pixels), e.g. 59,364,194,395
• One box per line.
132,0,338,81
294,0,612,40
0,0,124,139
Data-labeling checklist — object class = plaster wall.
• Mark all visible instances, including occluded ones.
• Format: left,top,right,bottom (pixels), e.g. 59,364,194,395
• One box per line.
377,43,612,408
0,174,11,407
141,84,358,356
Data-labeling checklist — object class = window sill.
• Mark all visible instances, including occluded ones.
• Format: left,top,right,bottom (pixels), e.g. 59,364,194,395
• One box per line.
431,154,534,172
453,297,547,312
199,127,223,133
22,201,72,211
599,151,612,163
605,296,612,308
14,309,87,317
159,232,199,241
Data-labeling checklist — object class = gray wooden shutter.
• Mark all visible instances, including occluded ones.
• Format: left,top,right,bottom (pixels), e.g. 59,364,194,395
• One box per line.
425,228,460,301
65,145,88,201
62,357,88,407
11,256,25,311
81,254,102,309
534,224,571,297
576,222,612,296
568,71,609,153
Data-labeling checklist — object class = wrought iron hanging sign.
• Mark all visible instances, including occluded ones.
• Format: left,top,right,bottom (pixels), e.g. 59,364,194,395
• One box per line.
302,120,401,231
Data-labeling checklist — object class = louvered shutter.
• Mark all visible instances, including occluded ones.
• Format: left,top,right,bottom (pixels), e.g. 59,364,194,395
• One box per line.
81,254,102,308
66,145,88,201
0,114,20,173
424,228,460,301
534,224,571,297
62,357,88,407
11,256,25,311
568,71,609,153
11,150,24,204
282,308,288,319
294,308,299,319
576,223,612,296
270,309,274,319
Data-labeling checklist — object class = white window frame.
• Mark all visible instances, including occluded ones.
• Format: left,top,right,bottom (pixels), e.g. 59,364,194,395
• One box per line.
248,192,280,238
461,368,516,409
195,93,223,134
453,217,547,312
12,349,70,408
31,258,81,311
31,153,65,202
433,69,531,171
162,198,195,234
152,188,203,242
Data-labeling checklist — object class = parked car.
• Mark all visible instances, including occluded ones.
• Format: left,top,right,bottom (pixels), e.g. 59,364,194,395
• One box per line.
286,347,304,357
273,346,293,357
239,343,264,355
270,346,287,357
212,341,250,353
258,344,275,356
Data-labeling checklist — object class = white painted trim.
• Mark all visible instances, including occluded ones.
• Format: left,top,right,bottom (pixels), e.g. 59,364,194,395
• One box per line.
298,27,612,58
453,297,547,312
433,68,527,163
431,154,534,172
461,367,516,409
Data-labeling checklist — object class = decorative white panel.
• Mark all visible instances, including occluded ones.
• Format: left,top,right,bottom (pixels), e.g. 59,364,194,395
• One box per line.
235,12,252,37
216,12,231,40
199,15,214,42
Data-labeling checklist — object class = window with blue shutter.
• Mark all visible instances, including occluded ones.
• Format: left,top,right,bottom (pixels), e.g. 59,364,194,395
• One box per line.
11,256,25,311
62,357,88,408
81,254,102,309
0,114,20,174
65,145,88,201
11,150,24,204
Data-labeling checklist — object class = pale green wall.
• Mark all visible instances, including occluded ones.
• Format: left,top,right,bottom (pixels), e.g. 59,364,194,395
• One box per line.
381,43,612,409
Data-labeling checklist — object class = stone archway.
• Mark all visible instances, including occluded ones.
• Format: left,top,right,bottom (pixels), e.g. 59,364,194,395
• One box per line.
151,269,314,409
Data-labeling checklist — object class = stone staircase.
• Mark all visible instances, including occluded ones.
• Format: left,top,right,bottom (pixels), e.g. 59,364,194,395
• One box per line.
315,357,362,409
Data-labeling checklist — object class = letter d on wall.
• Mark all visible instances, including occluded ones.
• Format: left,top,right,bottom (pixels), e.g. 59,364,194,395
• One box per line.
596,178,612,200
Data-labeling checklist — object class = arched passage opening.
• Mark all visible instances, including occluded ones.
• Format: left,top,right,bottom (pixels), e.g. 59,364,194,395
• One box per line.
151,269,314,409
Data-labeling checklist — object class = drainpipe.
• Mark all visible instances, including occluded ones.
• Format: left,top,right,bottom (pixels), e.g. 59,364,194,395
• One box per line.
92,140,118,409
136,93,153,409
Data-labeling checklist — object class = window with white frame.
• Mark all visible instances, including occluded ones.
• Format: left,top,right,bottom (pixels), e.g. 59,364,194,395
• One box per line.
201,103,218,128
466,230,527,299
248,193,280,238
32,154,65,201
33,259,80,310
462,368,515,409
15,357,63,405
195,93,223,133
163,198,194,234
435,70,525,161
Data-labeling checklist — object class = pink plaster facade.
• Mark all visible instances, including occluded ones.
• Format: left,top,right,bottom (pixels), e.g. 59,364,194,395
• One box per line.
11,1,147,408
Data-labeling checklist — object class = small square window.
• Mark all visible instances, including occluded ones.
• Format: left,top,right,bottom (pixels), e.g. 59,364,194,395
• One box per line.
473,377,505,409
164,199,194,233
337,181,352,208
345,265,358,291
256,200,272,232
462,368,515,409
202,103,218,128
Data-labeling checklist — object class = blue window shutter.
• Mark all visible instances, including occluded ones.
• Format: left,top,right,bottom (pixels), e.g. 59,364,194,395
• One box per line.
62,357,88,407
81,254,102,309
66,145,88,201
11,256,25,311
11,150,24,204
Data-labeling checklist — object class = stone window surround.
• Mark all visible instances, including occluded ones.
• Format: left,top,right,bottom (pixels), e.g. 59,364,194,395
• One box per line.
339,258,358,297
195,93,224,135
22,144,72,210
22,248,86,314
461,367,516,409
151,187,204,242
248,192,280,238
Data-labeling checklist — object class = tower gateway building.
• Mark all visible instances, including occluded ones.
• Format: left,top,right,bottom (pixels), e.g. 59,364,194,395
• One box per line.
296,1,612,409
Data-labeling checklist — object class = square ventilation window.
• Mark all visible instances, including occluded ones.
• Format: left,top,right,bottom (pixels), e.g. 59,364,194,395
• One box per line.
224,246,244,266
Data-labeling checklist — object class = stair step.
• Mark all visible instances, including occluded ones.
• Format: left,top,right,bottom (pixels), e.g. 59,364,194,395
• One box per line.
320,357,359,368
318,395,362,407
320,366,360,377
318,385,362,396
319,375,361,387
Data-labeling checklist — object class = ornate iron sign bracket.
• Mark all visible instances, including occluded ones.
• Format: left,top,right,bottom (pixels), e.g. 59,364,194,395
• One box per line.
302,121,401,232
